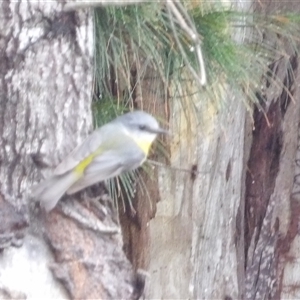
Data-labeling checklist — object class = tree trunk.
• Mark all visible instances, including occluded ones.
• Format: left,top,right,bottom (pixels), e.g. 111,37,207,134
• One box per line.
244,1,300,298
120,1,300,300
0,2,135,299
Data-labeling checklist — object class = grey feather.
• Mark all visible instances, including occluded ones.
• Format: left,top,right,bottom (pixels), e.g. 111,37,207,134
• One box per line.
32,171,79,211
54,123,121,176
67,149,145,194
67,164,123,194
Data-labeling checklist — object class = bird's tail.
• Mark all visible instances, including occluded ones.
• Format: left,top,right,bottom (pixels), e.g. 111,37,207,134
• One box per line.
32,171,79,212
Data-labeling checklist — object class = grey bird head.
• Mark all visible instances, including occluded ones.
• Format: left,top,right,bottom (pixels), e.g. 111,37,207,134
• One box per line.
114,110,168,135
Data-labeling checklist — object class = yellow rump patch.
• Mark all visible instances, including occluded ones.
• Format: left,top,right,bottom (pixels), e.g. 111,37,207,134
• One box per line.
74,147,103,175
74,155,94,175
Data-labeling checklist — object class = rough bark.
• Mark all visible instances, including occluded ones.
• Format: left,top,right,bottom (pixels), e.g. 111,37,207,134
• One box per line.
244,1,300,298
120,64,169,272
142,90,245,299
132,2,247,300
0,1,135,299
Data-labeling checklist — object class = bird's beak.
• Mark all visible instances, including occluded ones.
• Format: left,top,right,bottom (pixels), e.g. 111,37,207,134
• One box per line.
146,126,170,135
155,127,170,135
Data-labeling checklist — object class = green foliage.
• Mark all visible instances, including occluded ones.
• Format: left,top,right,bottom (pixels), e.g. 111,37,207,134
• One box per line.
92,2,300,208
92,97,128,128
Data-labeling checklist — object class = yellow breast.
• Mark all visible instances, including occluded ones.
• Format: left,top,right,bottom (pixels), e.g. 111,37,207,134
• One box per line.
133,138,153,156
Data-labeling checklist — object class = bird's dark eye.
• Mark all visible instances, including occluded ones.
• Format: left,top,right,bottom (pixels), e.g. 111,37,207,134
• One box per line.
139,124,146,130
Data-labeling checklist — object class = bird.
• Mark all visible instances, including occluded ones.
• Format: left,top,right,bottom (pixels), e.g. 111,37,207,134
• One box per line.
32,110,168,211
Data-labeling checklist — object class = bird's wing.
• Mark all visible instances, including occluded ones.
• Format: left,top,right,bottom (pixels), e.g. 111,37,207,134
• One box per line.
67,144,145,194
54,123,122,175
66,153,124,194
